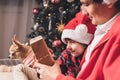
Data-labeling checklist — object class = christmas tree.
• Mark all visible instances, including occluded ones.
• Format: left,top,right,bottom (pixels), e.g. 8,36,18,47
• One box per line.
27,0,81,59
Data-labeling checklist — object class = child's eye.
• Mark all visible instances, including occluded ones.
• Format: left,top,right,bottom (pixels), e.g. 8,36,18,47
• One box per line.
85,3,90,6
81,1,92,7
70,40,75,43
83,3,90,6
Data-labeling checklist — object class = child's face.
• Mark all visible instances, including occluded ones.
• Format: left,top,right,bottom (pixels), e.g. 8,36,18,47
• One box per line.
65,39,86,57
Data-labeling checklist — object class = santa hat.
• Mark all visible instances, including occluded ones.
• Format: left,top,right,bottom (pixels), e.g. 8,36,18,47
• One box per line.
102,0,117,4
61,12,96,45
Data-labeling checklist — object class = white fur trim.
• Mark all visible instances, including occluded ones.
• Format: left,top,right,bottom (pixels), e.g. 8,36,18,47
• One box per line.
61,29,93,45
103,0,117,4
61,24,93,44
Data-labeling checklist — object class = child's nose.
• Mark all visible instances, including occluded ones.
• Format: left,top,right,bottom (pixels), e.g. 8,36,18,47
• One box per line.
66,43,71,50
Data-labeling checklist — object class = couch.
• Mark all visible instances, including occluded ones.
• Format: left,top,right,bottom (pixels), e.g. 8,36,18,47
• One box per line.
0,72,13,80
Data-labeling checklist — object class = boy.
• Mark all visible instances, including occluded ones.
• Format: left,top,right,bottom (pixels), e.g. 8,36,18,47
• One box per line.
58,12,95,77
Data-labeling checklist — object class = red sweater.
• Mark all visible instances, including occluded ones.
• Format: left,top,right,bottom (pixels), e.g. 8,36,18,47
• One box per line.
58,49,82,77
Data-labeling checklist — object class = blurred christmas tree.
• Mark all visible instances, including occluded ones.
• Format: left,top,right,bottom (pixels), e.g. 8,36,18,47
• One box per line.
27,0,81,60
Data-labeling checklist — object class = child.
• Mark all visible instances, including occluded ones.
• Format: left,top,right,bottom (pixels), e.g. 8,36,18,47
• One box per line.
10,12,96,80
58,12,96,77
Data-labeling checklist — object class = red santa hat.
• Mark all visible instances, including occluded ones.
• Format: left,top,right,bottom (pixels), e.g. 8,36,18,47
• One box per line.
61,12,96,45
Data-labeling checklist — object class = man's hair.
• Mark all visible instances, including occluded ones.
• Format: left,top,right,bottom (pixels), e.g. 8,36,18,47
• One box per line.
93,0,103,3
114,0,120,11
93,0,120,11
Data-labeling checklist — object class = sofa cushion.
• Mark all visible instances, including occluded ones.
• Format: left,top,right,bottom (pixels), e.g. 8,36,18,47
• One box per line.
0,72,13,80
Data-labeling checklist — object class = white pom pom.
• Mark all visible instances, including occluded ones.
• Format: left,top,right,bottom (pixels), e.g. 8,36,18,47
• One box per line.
75,24,88,36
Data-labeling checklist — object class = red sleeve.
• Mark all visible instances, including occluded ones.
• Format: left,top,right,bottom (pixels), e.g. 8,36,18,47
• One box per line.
56,74,76,80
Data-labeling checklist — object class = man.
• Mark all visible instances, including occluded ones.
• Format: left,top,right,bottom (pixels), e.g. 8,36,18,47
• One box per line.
34,0,120,80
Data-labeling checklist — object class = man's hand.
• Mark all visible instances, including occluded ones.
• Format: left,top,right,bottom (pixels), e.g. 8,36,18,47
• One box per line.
33,61,61,80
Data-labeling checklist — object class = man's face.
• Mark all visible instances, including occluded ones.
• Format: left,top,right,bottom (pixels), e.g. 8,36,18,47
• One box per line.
80,0,111,25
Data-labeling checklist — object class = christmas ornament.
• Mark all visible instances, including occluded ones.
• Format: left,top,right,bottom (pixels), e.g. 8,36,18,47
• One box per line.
33,23,39,30
52,39,61,47
59,7,66,15
33,8,39,14
38,26,45,32
43,0,49,8
48,14,52,31
51,0,60,4
67,0,74,3
57,23,65,33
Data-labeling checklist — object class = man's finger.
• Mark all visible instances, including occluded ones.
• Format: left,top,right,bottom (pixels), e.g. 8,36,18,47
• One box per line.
34,62,46,69
53,60,60,67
